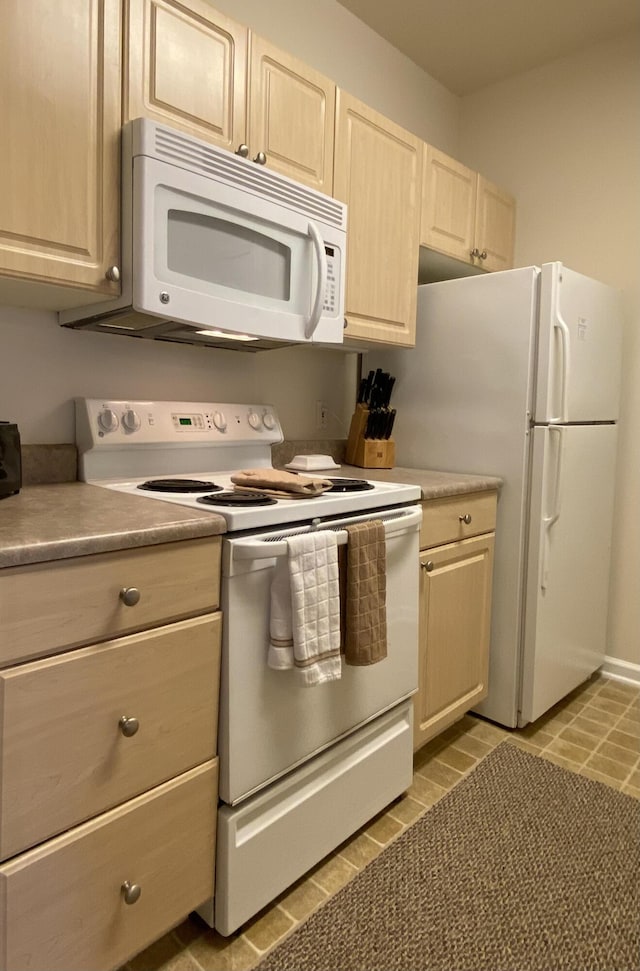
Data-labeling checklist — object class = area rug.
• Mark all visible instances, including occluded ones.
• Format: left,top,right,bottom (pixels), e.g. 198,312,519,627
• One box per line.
256,742,640,971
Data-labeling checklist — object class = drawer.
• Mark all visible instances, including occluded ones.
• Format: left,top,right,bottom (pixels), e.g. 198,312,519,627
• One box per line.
0,614,221,860
0,761,217,971
0,536,221,666
420,491,497,549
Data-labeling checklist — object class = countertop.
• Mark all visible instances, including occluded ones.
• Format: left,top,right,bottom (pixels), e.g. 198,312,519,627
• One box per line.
0,482,226,569
1,467,502,570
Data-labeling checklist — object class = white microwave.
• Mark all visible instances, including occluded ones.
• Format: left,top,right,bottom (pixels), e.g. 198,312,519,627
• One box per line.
60,119,347,350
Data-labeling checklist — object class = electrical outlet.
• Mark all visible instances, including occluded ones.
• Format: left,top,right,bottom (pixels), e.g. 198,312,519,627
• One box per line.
315,400,329,430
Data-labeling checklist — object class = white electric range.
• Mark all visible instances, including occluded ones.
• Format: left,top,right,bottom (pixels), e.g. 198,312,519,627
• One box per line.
75,398,422,935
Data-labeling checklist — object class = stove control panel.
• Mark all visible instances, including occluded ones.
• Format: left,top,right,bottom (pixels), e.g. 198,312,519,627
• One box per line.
76,399,284,452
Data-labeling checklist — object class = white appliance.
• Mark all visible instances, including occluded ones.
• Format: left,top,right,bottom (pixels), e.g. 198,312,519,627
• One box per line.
368,263,622,728
60,119,347,349
75,398,421,935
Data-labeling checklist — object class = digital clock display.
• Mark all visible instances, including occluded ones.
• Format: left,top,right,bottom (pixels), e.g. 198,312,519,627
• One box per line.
179,418,192,426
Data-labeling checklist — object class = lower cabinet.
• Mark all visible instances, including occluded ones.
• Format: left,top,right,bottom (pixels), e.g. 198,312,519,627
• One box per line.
0,538,222,971
414,492,497,749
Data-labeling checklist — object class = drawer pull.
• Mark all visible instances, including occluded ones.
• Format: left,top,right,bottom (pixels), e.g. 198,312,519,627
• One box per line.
119,715,140,737
121,880,142,905
422,561,434,572
119,587,141,607
459,514,472,525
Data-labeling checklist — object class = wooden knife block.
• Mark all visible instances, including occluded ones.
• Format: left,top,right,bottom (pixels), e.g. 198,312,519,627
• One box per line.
345,404,396,469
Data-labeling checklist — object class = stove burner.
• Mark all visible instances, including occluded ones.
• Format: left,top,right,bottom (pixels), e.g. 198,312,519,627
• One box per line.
137,478,223,494
326,478,375,492
197,491,278,507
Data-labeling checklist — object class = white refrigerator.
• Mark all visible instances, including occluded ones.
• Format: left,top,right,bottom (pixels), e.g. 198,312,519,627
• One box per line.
368,263,623,727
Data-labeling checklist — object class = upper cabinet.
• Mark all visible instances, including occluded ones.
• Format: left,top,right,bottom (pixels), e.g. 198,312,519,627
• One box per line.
0,0,121,307
335,91,422,347
421,145,516,273
124,0,335,193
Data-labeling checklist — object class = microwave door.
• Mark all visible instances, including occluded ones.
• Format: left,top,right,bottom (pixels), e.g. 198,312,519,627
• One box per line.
132,156,344,344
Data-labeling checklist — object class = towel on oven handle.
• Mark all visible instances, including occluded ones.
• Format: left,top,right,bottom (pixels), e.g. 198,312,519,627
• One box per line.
268,531,342,685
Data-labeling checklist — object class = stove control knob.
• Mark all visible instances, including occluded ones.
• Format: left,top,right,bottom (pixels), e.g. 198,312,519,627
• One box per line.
213,410,227,432
122,409,141,432
262,412,276,430
247,411,262,430
98,408,119,433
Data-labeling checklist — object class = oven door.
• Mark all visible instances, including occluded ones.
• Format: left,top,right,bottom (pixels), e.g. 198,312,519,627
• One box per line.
132,155,345,344
218,504,421,805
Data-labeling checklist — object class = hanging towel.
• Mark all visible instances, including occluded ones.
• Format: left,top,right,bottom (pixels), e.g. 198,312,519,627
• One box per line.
287,531,342,685
268,556,295,670
344,520,387,666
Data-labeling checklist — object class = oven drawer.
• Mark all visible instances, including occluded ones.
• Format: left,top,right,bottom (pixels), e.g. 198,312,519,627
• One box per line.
0,614,221,860
0,761,217,971
212,700,412,936
420,491,497,549
0,537,221,666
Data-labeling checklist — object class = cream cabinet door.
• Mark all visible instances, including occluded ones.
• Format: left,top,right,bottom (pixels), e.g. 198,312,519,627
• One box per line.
415,532,494,749
248,35,335,193
420,146,477,264
474,175,516,272
334,91,422,346
124,0,248,154
0,0,121,302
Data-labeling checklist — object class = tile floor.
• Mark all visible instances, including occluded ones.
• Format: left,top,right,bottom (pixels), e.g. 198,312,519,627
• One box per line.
125,674,640,971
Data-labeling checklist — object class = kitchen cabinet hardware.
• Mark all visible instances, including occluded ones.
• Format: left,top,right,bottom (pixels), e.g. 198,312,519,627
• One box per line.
119,715,140,738
235,144,250,157
470,248,480,259
121,880,142,905
119,587,141,607
479,250,488,260
105,265,121,282
422,560,434,572
459,513,472,524
253,152,267,165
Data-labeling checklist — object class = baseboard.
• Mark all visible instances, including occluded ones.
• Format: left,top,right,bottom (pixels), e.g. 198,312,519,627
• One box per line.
600,656,640,688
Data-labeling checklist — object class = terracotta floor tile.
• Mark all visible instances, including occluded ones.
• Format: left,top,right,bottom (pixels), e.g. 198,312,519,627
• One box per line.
242,907,295,953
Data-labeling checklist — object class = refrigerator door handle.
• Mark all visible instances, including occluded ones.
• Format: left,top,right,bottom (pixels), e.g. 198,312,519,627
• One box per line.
541,425,564,590
549,311,571,424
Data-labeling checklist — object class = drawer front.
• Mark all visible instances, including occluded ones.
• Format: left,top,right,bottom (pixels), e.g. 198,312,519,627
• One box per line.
0,537,221,666
420,491,497,549
0,761,217,971
0,614,221,859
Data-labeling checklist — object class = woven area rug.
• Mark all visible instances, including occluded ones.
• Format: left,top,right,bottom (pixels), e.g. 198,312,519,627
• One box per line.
256,743,640,971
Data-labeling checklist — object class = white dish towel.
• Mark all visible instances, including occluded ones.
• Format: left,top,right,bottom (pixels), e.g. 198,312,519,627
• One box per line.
268,531,342,685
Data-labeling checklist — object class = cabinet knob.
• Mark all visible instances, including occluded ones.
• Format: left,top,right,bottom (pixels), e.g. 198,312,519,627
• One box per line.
105,265,120,282
119,587,140,607
235,144,249,157
422,560,434,572
253,151,267,165
459,513,472,524
343,317,348,330
119,715,140,738
479,251,487,261
470,248,480,259
121,881,142,905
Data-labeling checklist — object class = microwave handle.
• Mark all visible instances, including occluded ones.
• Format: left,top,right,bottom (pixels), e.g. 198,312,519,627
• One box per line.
305,221,328,339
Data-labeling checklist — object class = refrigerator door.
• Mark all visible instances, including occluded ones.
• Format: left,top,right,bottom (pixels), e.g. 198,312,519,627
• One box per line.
534,263,623,423
368,267,540,727
520,423,618,725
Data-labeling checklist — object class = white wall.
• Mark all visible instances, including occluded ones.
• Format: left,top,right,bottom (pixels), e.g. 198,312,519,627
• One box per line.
0,0,458,447
459,32,640,667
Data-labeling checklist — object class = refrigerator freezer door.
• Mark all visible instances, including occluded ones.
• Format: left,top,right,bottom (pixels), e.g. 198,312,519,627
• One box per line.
520,423,618,725
535,263,623,423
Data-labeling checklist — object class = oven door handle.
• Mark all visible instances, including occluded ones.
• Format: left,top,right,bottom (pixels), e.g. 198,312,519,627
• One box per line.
232,505,422,560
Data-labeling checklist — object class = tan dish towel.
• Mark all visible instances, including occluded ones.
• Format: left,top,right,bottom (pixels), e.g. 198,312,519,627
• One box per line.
231,468,333,498
343,520,388,665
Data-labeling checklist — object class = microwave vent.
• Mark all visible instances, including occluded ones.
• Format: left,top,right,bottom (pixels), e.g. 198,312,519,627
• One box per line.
152,126,345,231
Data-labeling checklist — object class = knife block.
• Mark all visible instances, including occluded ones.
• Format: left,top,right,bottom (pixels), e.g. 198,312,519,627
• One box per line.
345,404,396,469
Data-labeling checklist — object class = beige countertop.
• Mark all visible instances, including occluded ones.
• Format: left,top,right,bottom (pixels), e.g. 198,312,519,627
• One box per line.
333,465,503,499
0,482,226,569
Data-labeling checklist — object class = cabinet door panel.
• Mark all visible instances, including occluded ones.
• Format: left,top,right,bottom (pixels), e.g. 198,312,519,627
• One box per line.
124,0,247,153
415,533,494,748
475,176,516,272
249,36,335,193
420,146,476,264
335,91,421,346
0,0,120,297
